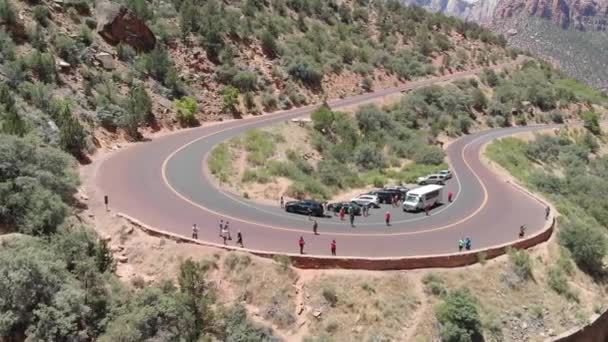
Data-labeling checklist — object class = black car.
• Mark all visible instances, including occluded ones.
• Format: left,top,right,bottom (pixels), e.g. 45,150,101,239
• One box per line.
285,200,324,217
326,202,363,216
373,188,407,204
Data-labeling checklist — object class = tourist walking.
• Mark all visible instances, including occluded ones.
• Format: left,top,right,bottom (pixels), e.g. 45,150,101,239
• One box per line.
331,239,336,256
349,209,355,227
385,211,391,226
465,237,472,250
280,196,284,208
299,236,305,254
236,230,243,247
221,222,231,245
545,206,550,220
425,204,430,216
519,224,526,238
339,207,345,221
192,224,198,239
313,219,319,235
458,238,464,252
218,219,224,236
448,191,453,202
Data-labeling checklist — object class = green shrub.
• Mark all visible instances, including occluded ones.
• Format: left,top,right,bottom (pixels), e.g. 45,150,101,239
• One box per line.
26,51,56,84
232,70,257,91
412,145,445,165
508,248,533,280
221,85,240,114
558,218,607,277
53,34,81,66
261,91,277,110
33,5,50,27
208,143,233,183
243,91,256,111
244,129,275,166
287,56,322,87
355,143,386,170
322,287,338,307
260,29,279,58
223,253,251,272
547,266,578,302
174,96,198,127
272,254,291,270
435,288,483,342
311,104,334,133
0,0,17,25
84,17,97,29
117,43,136,62
121,84,151,138
422,273,446,297
583,110,601,135
0,135,79,235
361,77,373,92
79,25,94,46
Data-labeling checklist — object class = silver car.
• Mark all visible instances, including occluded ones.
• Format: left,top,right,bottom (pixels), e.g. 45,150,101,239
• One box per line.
416,174,447,185
438,169,453,179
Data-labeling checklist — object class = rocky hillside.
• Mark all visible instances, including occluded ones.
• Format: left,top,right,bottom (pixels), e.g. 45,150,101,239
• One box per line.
399,0,608,89
0,0,516,162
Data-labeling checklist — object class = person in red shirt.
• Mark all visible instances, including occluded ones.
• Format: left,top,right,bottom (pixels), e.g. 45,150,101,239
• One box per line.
331,239,336,256
299,236,305,254
448,191,453,202
339,207,345,221
385,211,391,226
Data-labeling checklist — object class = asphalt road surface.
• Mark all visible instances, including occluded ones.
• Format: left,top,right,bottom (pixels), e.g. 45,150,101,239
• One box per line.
96,63,552,257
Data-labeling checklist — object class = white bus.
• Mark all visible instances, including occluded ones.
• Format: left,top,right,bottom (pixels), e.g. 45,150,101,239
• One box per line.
402,184,444,212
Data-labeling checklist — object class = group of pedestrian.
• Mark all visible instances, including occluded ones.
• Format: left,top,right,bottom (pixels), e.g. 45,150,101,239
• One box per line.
298,236,337,256
458,237,472,251
191,220,243,247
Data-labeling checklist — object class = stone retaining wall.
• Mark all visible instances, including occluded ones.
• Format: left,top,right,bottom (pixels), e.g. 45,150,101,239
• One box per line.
549,309,608,342
119,213,555,271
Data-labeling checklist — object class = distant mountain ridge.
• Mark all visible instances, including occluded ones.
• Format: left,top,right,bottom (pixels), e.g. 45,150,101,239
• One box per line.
400,0,608,89
402,0,608,30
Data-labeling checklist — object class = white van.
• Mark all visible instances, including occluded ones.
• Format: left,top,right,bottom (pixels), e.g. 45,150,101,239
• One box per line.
402,185,444,212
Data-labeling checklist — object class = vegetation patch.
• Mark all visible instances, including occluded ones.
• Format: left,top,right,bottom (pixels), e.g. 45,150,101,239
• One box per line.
305,274,418,341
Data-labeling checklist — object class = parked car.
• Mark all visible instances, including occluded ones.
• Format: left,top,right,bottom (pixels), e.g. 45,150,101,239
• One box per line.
285,200,324,217
438,169,453,179
416,174,446,185
375,189,406,204
350,194,380,208
327,202,362,215
384,185,409,194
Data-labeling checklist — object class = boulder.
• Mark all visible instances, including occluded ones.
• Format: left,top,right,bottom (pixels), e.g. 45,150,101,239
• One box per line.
96,0,155,52
506,28,518,36
95,52,115,70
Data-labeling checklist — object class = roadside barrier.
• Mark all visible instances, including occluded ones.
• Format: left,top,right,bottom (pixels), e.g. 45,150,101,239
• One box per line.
117,213,555,271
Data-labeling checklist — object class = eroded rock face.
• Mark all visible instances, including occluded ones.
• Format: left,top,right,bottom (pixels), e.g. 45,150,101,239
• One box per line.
95,0,156,52
494,0,608,30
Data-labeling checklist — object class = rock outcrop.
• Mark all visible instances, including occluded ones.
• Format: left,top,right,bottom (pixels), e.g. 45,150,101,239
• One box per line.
95,0,156,52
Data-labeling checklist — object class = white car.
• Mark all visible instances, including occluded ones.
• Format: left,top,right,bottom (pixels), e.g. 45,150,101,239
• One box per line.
416,174,447,185
438,169,453,179
350,194,380,208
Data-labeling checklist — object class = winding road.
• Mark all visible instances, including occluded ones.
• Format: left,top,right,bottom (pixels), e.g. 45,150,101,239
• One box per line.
96,62,551,257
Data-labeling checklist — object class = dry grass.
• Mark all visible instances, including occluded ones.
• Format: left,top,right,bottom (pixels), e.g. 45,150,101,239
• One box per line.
217,252,299,330
303,273,420,341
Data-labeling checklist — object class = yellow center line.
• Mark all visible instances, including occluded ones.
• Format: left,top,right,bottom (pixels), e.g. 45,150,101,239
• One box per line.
160,124,490,237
